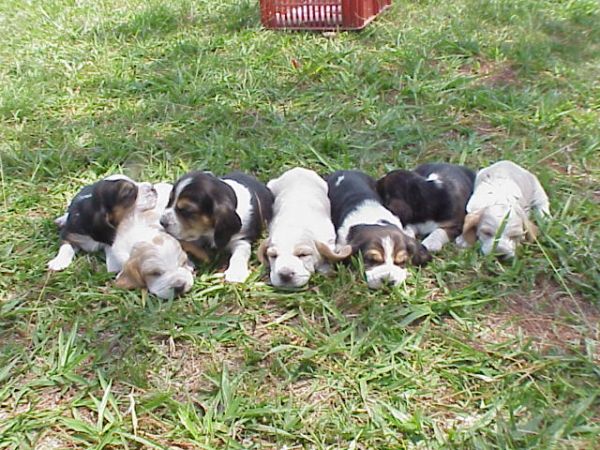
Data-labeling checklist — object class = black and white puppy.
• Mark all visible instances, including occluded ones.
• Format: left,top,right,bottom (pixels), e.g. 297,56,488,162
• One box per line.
376,163,476,252
327,170,431,289
48,175,156,271
160,171,274,283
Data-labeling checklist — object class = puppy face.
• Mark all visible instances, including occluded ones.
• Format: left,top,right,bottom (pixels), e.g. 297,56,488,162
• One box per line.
347,224,431,289
115,234,194,299
463,205,537,258
160,172,241,247
376,170,419,223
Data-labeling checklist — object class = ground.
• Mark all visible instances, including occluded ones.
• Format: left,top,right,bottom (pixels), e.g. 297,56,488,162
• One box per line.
0,0,599,448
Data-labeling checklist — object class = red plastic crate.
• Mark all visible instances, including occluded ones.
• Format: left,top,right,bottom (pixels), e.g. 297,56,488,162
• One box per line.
260,0,391,30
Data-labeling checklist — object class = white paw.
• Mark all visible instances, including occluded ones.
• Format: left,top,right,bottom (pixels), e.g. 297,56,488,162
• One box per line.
47,256,71,271
422,238,443,253
224,266,250,283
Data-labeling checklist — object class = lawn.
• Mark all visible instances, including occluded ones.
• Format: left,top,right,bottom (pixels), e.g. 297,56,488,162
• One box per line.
1,0,599,448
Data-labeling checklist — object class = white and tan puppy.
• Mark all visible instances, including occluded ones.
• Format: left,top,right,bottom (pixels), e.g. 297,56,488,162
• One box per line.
259,168,350,288
107,182,194,299
458,160,550,258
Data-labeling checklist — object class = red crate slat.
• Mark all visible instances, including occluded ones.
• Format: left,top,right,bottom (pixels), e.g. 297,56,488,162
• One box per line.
260,0,391,30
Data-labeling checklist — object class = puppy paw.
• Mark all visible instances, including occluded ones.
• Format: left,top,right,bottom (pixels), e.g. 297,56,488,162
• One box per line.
224,267,250,283
47,257,70,271
422,237,443,253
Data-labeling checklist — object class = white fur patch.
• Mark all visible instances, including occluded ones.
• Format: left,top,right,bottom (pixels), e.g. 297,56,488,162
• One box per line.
222,179,253,236
337,200,403,245
335,175,345,187
426,173,443,186
48,243,76,271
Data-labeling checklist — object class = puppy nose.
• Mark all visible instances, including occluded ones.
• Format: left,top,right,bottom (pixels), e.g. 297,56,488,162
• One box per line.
278,270,295,283
174,283,186,296
159,216,168,228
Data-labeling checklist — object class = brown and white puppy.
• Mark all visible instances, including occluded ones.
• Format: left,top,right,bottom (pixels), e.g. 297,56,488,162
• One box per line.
258,168,351,288
327,170,431,289
160,171,274,283
48,175,156,271
376,163,475,252
109,183,194,299
457,160,550,258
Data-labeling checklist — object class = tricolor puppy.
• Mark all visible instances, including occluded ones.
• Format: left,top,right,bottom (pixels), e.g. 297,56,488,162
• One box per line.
160,171,274,283
327,170,431,289
457,160,550,258
48,175,156,271
258,168,351,289
376,163,475,252
108,183,194,299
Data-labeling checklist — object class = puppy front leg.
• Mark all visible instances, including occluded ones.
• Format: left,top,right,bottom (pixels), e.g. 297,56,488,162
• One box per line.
224,240,252,283
48,242,76,271
421,228,450,252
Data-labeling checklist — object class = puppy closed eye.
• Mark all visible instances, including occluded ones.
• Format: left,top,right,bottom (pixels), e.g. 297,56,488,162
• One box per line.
394,252,408,265
146,269,164,278
364,251,383,264
294,249,313,259
479,229,495,238
266,248,278,259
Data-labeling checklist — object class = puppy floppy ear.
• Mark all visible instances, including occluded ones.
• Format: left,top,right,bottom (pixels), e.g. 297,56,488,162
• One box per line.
524,218,538,242
257,239,270,266
115,258,145,290
405,235,432,266
375,177,387,201
214,206,242,249
316,242,353,262
461,211,482,246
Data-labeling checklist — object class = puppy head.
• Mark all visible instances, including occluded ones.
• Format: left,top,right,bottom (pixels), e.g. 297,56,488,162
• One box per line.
347,224,431,289
259,237,351,288
376,170,423,223
115,234,194,299
160,172,241,247
267,167,328,197
462,204,537,259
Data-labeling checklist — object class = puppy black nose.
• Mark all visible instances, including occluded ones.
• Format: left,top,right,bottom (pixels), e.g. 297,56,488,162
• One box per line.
159,216,168,228
278,271,295,283
174,283,186,296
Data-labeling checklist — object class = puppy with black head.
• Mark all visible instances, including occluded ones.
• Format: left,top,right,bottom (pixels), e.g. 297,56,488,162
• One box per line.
326,170,431,289
48,175,156,271
160,171,273,283
376,163,476,252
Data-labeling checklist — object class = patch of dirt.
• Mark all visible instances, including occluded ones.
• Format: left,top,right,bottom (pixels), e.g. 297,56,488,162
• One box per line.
477,280,599,360
460,59,519,87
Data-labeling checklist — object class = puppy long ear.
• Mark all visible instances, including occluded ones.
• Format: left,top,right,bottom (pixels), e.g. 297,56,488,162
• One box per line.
115,258,145,290
524,218,538,242
89,206,117,244
257,239,270,266
461,211,482,246
214,207,242,249
405,236,432,266
316,242,353,262
375,177,387,201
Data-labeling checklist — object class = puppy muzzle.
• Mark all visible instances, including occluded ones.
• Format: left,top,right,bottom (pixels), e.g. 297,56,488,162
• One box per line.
365,264,407,289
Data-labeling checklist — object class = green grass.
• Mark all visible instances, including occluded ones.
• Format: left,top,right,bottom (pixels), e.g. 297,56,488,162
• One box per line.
1,0,599,448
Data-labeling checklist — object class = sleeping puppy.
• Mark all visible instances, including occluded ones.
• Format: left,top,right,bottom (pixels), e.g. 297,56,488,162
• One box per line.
48,175,156,271
109,183,194,299
457,160,550,258
376,163,475,252
327,170,431,289
160,171,274,283
258,168,351,289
